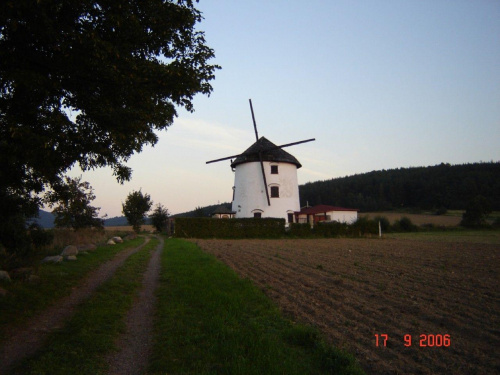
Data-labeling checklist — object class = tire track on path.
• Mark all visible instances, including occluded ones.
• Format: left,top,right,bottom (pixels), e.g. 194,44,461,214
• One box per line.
0,237,151,374
106,236,164,375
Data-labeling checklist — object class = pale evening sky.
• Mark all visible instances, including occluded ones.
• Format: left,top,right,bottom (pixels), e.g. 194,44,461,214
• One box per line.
67,0,500,218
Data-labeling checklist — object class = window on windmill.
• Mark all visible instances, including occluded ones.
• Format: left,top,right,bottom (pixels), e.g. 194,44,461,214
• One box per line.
271,165,278,174
254,212,262,218
270,186,279,198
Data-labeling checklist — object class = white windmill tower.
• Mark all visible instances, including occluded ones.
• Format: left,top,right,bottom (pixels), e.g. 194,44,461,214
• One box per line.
206,99,315,224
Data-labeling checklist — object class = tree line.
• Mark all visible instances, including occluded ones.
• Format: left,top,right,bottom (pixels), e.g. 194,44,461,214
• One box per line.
299,162,500,212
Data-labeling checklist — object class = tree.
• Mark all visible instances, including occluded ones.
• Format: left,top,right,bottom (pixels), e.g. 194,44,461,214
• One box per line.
193,206,206,217
0,0,218,253
460,195,492,228
45,176,104,230
150,203,169,232
122,190,152,232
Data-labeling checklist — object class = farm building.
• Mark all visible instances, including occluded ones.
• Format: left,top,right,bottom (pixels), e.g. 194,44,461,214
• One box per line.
212,205,236,219
295,204,358,225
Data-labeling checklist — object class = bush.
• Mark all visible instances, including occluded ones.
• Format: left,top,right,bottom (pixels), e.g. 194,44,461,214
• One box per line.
350,217,379,236
174,218,286,239
460,196,492,228
28,223,54,249
289,223,314,237
314,221,350,237
392,217,418,232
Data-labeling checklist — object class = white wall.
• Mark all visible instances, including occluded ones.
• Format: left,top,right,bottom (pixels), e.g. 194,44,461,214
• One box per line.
329,211,357,224
231,161,300,220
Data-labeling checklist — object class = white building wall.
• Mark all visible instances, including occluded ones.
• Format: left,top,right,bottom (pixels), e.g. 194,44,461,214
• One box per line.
329,211,358,224
232,161,300,220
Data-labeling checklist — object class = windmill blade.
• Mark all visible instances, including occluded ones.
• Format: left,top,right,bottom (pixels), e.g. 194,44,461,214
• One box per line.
258,152,271,206
249,99,259,142
206,138,316,164
274,138,316,150
206,153,244,164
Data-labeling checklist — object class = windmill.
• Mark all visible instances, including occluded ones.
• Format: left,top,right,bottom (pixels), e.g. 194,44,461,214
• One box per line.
206,99,315,220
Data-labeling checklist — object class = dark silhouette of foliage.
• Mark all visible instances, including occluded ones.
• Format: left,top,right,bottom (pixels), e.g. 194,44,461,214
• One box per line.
0,0,218,257
150,203,169,232
299,162,500,211
122,190,153,232
45,176,104,230
460,196,492,228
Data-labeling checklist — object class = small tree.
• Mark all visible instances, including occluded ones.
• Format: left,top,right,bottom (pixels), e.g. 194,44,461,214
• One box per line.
461,196,492,228
150,203,169,232
46,176,104,230
193,206,206,217
122,190,153,233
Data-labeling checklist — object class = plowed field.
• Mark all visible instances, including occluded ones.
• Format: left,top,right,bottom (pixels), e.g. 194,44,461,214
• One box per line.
194,238,499,375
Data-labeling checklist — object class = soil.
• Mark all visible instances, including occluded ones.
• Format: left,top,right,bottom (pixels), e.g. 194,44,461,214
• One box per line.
194,238,500,375
0,237,152,374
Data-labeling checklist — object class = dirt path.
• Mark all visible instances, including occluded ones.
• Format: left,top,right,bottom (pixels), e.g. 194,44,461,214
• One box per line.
0,237,151,374
106,236,164,375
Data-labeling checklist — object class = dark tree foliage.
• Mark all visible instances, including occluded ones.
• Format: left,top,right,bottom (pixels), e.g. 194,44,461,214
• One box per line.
460,195,492,228
46,176,104,230
0,0,218,254
150,203,169,232
122,190,153,232
299,162,500,212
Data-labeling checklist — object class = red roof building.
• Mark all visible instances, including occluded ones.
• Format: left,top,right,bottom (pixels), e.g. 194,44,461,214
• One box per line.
294,204,358,225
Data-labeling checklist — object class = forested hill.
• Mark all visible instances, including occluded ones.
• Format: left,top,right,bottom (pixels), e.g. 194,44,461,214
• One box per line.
299,162,500,212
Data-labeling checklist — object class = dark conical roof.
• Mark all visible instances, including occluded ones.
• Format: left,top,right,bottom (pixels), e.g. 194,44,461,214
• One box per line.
230,137,302,168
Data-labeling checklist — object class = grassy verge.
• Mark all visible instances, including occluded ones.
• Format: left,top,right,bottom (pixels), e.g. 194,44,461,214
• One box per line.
0,237,145,342
387,229,500,244
9,237,159,375
149,239,364,375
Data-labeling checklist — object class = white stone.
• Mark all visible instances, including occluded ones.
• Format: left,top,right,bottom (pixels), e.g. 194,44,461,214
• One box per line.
66,255,77,261
112,236,123,243
61,245,78,257
42,255,63,264
107,239,116,245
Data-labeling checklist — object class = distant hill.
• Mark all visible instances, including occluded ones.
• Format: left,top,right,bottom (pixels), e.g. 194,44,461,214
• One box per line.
30,210,55,229
299,162,500,212
32,211,150,228
172,203,232,218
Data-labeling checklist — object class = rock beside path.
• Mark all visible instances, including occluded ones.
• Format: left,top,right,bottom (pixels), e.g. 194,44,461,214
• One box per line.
112,236,123,243
61,245,78,258
41,255,63,264
107,239,116,245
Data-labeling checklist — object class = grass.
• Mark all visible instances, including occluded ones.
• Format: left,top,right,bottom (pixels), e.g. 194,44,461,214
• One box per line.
0,237,145,342
9,237,159,375
387,229,500,244
149,239,364,375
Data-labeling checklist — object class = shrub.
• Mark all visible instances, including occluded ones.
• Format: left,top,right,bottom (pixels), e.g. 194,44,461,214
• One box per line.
314,221,349,237
289,223,313,237
392,217,418,232
350,217,379,236
174,218,286,239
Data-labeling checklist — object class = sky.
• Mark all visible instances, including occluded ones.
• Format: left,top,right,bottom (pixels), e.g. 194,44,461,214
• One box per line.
67,0,500,218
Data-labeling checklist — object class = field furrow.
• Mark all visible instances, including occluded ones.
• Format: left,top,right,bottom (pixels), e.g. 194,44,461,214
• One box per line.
194,237,500,375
